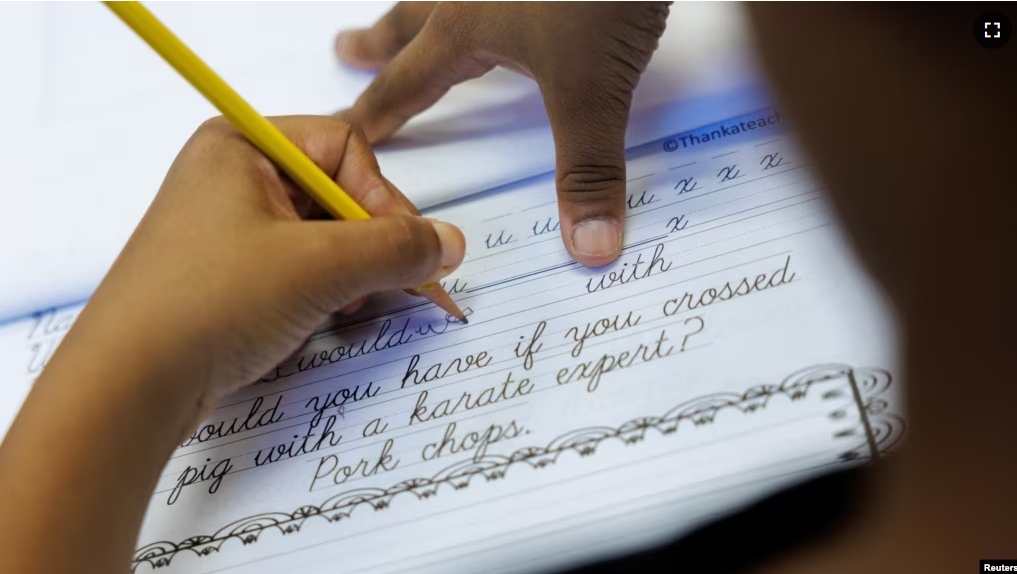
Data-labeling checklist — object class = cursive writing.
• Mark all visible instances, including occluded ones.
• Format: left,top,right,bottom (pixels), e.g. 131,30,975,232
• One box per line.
557,330,674,393
25,308,77,375
760,152,786,170
260,318,416,383
662,256,796,316
485,230,515,248
441,278,468,295
306,382,379,426
402,351,493,388
532,217,560,237
254,414,343,467
182,396,284,447
167,457,233,506
513,321,546,370
717,165,743,182
415,306,474,336
674,177,700,194
421,419,527,463
627,190,658,209
587,243,672,293
409,372,533,425
666,215,689,233
310,438,399,491
565,311,642,358
27,308,76,340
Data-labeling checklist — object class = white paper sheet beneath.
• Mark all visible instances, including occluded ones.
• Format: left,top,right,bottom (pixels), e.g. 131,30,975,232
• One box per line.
0,1,767,323
0,109,904,574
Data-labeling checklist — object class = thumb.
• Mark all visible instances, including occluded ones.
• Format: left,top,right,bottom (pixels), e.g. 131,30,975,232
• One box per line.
542,84,631,268
280,215,465,312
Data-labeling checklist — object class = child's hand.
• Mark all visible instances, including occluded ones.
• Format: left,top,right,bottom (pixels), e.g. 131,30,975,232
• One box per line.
0,115,466,573
70,115,466,423
335,2,670,267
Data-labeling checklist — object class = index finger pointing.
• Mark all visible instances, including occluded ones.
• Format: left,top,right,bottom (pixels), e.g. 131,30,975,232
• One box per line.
345,9,494,144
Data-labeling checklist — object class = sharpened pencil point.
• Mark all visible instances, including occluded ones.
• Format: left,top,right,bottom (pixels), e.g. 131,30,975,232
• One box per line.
419,285,466,322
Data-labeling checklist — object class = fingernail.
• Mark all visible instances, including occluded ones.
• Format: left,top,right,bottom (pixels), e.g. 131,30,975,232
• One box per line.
335,32,351,58
572,218,621,259
431,220,466,269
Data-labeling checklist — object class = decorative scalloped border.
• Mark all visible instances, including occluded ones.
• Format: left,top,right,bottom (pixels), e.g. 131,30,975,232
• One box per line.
132,363,903,570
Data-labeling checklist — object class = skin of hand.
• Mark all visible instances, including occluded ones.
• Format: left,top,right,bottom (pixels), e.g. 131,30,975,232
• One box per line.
334,1,671,268
0,115,465,574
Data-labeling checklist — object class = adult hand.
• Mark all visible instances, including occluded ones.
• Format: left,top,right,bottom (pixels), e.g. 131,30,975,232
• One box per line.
336,2,670,267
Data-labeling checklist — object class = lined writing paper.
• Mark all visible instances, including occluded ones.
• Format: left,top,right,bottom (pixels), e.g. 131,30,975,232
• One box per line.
0,1,766,323
0,109,902,574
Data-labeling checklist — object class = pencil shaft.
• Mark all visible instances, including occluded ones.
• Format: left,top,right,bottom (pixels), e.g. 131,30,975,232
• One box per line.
104,1,369,222
105,2,464,318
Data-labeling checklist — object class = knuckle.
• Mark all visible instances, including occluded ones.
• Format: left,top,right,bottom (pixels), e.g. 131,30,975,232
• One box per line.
557,164,626,199
426,3,475,50
370,22,405,57
197,115,233,136
627,2,671,38
582,4,670,94
611,2,670,46
384,215,441,275
385,3,427,47
187,116,245,166
302,118,355,174
601,50,647,92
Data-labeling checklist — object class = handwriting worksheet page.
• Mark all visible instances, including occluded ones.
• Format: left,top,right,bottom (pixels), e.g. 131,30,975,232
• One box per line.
0,1,766,323
0,109,903,574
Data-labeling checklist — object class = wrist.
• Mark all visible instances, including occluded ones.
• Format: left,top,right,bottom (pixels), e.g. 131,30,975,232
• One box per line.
41,305,211,448
0,309,209,572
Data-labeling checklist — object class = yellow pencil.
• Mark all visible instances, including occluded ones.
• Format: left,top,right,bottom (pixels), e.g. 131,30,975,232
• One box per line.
104,1,465,321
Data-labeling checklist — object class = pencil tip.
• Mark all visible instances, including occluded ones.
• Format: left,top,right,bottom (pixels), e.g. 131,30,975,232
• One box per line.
419,285,466,322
